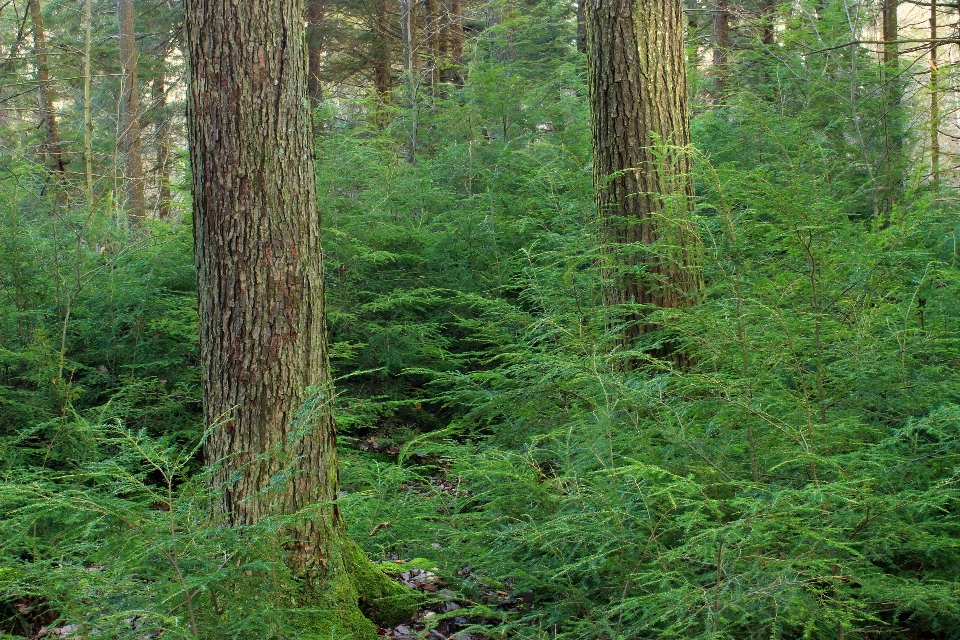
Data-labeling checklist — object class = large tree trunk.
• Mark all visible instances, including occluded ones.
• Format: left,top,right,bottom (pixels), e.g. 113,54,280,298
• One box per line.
184,0,414,635
118,0,146,224
28,0,66,175
585,0,701,366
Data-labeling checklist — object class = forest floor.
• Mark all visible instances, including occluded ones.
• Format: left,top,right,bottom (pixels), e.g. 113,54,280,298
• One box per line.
378,567,484,640
377,512,500,638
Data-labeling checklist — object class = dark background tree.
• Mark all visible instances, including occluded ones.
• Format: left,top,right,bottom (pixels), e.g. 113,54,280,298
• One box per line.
28,0,65,177
713,0,729,99
118,0,146,224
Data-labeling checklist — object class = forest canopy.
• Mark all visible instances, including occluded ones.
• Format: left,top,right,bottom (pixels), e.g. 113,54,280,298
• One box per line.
1,0,959,638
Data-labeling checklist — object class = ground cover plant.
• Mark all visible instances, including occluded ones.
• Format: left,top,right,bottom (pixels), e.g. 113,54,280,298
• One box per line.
2,0,960,638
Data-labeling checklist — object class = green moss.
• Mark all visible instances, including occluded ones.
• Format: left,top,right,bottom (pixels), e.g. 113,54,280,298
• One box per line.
0,567,22,594
375,557,436,575
296,606,377,640
295,538,419,640
346,541,420,626
375,561,407,575
407,558,435,571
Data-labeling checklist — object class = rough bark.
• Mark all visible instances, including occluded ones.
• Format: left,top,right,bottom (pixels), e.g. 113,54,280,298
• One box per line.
307,0,325,105
713,0,729,101
118,0,146,224
882,0,898,66
585,0,701,365
185,0,415,635
28,0,66,175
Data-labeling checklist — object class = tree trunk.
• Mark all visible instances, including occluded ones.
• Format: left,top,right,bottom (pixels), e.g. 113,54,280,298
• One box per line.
118,0,146,225
184,0,415,635
485,0,500,28
373,0,393,116
577,1,587,54
439,0,448,62
83,0,94,210
307,0,325,106
713,0,729,101
876,0,903,218
882,0,898,66
503,1,518,60
400,0,419,162
151,74,172,219
425,0,440,85
930,0,940,181
445,0,464,84
28,0,66,175
761,0,775,46
400,0,417,79
585,0,701,366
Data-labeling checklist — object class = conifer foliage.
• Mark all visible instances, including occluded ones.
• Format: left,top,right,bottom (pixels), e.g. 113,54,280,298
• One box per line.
1,1,960,639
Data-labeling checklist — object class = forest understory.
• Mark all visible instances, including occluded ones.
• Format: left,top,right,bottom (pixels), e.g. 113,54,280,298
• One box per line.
2,0,960,639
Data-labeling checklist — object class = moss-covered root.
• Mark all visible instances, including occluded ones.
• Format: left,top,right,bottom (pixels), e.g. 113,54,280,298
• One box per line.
345,540,420,627
298,538,419,640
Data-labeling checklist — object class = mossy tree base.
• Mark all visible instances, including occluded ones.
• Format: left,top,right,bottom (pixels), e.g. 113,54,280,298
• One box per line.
295,537,419,640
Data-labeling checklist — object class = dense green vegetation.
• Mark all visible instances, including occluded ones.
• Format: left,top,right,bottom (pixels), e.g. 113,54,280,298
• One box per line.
2,0,959,638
